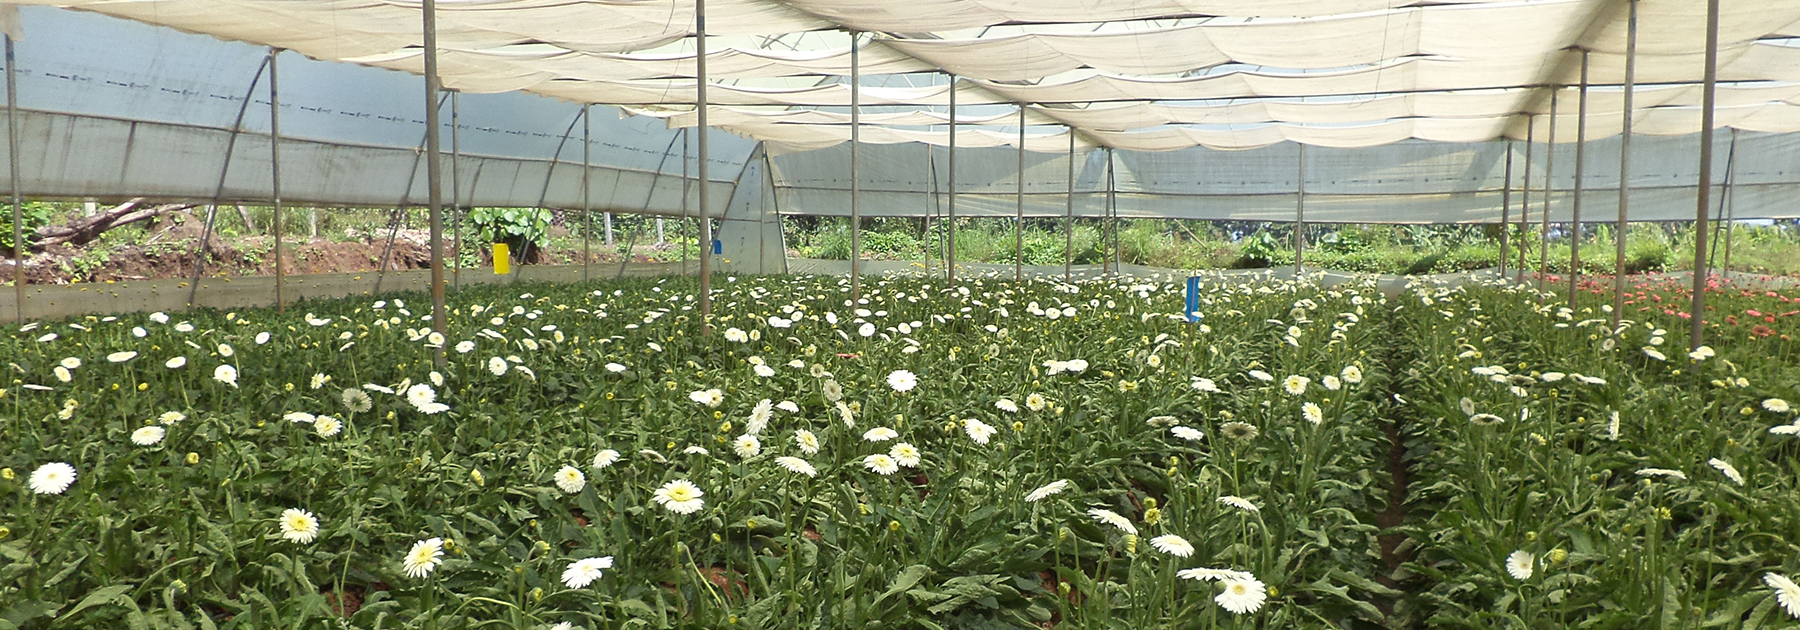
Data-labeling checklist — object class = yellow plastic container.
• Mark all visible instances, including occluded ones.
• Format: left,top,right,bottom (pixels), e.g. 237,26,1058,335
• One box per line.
492,243,510,275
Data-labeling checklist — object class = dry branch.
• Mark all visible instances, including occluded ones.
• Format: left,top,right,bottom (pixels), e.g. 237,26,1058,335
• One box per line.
32,198,197,250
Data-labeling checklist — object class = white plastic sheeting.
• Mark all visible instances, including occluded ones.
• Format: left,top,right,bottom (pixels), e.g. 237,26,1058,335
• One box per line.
18,0,1800,152
8,1,1800,225
1,6,754,213
768,132,1800,223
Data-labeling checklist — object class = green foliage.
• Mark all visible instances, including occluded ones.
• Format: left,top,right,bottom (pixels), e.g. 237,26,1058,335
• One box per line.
468,206,554,247
0,201,56,252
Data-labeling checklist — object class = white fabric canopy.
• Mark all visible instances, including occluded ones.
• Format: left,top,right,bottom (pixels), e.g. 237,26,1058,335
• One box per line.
17,0,1800,152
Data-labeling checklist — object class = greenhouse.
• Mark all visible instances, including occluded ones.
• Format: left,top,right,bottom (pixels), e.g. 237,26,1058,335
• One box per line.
4,1,1800,628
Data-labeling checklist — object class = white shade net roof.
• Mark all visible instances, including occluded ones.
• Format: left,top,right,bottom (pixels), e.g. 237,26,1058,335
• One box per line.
6,0,1800,223
19,0,1800,153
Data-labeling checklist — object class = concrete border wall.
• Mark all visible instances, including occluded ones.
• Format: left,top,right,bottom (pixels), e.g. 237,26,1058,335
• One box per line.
1,262,688,321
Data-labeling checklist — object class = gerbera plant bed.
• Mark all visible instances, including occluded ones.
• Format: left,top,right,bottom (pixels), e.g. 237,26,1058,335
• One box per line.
1,272,1794,629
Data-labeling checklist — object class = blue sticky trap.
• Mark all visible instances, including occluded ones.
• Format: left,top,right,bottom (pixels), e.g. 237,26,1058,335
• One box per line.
1185,276,1202,322
712,239,723,255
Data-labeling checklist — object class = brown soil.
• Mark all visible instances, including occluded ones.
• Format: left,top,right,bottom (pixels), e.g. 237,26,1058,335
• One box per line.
322,586,364,617
2,212,664,285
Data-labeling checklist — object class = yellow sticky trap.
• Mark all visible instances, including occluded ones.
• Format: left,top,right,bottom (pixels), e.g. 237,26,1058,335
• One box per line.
492,243,510,275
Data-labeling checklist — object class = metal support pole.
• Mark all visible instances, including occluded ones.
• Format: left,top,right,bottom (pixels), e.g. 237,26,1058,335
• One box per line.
1295,143,1306,276
269,48,286,313
923,144,936,271
1015,106,1025,282
1105,148,1117,277
1691,0,1720,351
1065,129,1074,281
946,74,957,284
1539,91,1557,295
849,30,861,299
681,128,690,276
582,104,591,282
1519,117,1533,281
1499,141,1512,278
6,36,20,322
1708,133,1737,274
451,91,462,291
697,0,713,334
189,55,271,307
1613,0,1637,328
1723,131,1737,272
1570,50,1589,306
423,0,447,366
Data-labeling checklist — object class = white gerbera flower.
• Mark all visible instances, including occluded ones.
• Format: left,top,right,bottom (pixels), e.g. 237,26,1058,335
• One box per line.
554,465,586,494
284,411,317,424
862,427,899,442
1025,479,1070,502
1341,365,1363,384
1282,375,1309,396
995,399,1019,413
733,434,762,459
1215,578,1268,614
487,357,508,376
794,429,820,454
863,454,900,475
562,556,614,589
753,364,776,378
776,400,800,413
131,426,166,446
746,399,774,435
1025,393,1047,411
213,364,238,387
1191,377,1220,393
1217,496,1259,513
158,411,186,425
279,508,320,543
1765,573,1800,619
1247,370,1273,382
107,351,138,363
406,383,437,408
688,388,724,408
314,417,342,437
889,442,921,468
724,327,749,343
775,456,817,477
1708,458,1745,486
963,418,998,445
592,449,620,469
1636,468,1687,481
255,331,272,345
1178,567,1256,582
1149,534,1194,557
402,538,445,578
58,357,80,370
886,370,919,392
1171,426,1204,441
455,340,475,354
1086,508,1138,535
653,479,705,514
1321,375,1342,391
1765,398,1793,414
1302,402,1323,425
1506,549,1534,580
